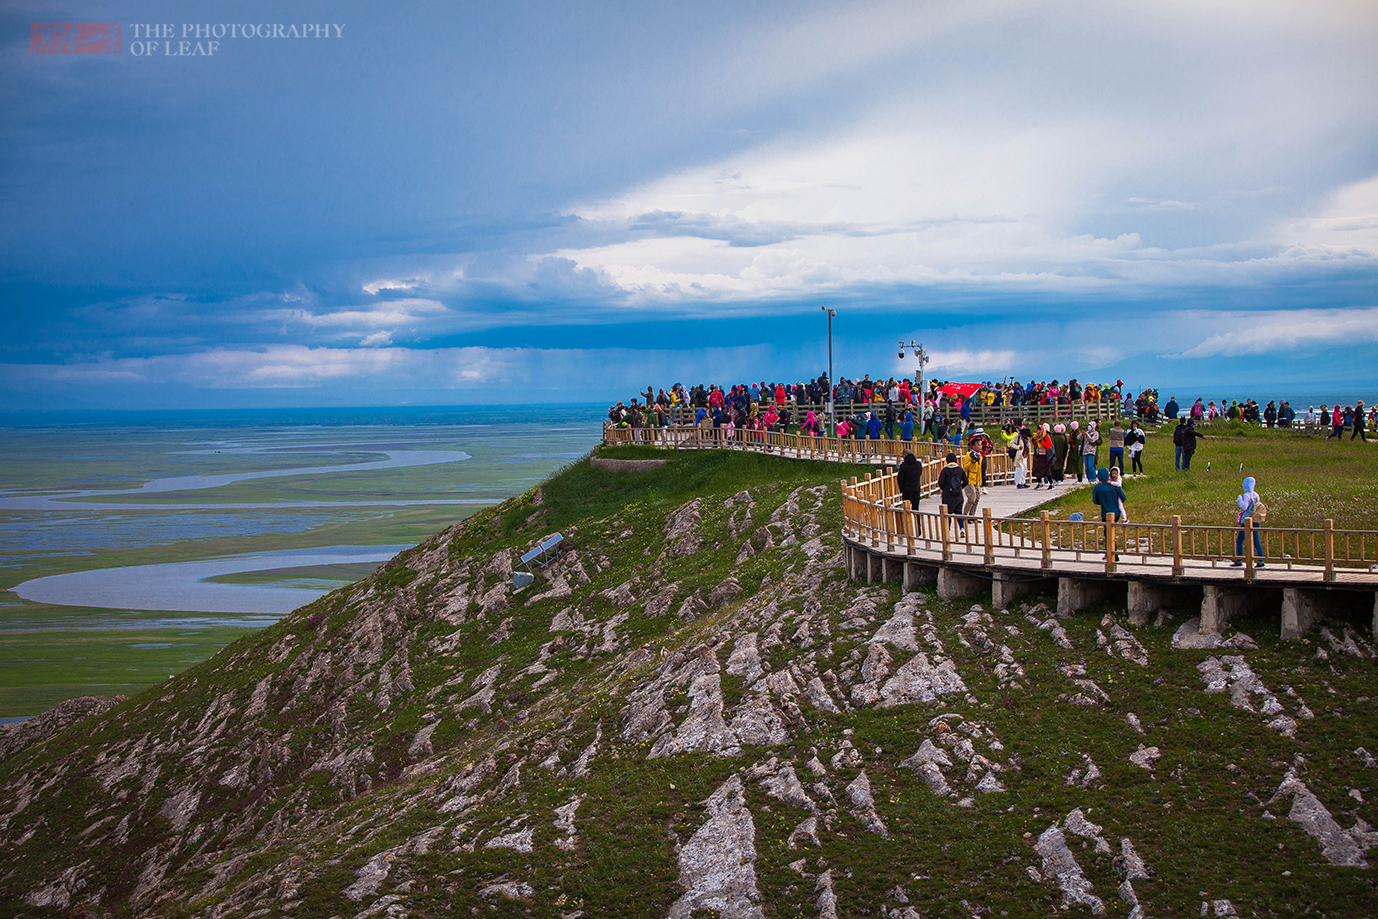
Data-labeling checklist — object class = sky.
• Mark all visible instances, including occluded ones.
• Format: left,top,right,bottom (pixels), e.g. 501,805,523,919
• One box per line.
2,0,1376,410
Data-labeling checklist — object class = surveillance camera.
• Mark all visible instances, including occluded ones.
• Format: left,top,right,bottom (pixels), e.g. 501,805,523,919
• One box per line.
898,351,905,359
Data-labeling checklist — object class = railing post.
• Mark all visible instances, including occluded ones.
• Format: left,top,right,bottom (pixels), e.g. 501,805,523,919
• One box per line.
1244,517,1255,582
1324,518,1335,582
1172,515,1183,577
983,508,994,565
940,504,951,562
1041,511,1051,570
1105,517,1116,574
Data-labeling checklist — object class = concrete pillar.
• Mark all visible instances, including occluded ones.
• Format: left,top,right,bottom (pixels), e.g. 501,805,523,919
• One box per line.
882,556,902,584
938,566,985,601
1200,585,1249,634
1126,581,1200,626
866,551,879,585
992,572,1049,611
1281,588,1323,640
1373,592,1377,639
1057,577,1121,616
903,561,938,593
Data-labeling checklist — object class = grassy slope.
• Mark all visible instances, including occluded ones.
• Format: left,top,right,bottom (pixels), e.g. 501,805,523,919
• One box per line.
0,446,1374,918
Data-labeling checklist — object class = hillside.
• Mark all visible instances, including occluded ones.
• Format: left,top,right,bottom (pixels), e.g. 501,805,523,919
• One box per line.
1,446,1376,918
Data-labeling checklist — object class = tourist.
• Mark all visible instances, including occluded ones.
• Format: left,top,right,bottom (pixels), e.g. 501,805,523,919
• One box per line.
1327,404,1344,439
1031,424,1054,489
937,452,969,534
1353,400,1368,442
1092,467,1127,546
1012,427,1030,489
961,446,983,518
1066,421,1085,483
1172,417,1186,469
1180,420,1205,470
1231,476,1265,567
1080,421,1101,483
1108,467,1129,521
1051,423,1070,485
1107,420,1125,474
1165,396,1180,419
1126,421,1146,476
897,450,924,509
900,410,915,442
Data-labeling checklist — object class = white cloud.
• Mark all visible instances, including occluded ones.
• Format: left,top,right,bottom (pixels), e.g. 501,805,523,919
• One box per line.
920,349,1024,377
362,277,426,295
1168,307,1378,358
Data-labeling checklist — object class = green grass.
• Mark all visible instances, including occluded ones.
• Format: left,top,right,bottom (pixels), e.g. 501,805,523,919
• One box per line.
1030,423,1378,530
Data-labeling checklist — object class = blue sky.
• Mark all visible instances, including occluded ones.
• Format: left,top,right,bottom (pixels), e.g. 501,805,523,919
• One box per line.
2,0,1376,409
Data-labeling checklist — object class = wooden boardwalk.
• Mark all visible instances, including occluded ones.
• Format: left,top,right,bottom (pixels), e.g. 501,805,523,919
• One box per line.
603,425,1378,635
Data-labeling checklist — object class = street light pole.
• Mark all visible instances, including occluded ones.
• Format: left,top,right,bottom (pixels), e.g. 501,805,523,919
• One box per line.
822,307,836,435
899,339,929,434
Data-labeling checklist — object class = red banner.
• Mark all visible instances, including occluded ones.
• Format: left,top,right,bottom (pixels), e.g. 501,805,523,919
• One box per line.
939,382,983,399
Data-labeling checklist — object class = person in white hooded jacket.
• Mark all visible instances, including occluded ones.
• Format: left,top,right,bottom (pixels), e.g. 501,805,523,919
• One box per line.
1231,476,1265,567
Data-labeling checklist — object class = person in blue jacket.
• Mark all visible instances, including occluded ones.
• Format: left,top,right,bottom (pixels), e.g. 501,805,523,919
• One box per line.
900,411,915,441
1091,467,1126,522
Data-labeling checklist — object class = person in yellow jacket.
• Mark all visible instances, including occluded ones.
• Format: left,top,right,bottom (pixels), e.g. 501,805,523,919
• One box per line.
961,447,983,518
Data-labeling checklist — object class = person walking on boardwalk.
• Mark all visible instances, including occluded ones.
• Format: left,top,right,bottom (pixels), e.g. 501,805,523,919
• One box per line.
1012,427,1030,489
1353,400,1368,442
901,410,915,442
937,452,969,535
897,450,924,510
961,445,983,519
1180,420,1205,470
1231,476,1265,567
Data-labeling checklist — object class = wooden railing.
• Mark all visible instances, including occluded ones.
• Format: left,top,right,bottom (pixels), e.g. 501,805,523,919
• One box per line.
602,424,1015,483
841,469,1378,584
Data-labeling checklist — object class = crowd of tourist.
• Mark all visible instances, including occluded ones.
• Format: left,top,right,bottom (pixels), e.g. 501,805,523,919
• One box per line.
606,374,1374,446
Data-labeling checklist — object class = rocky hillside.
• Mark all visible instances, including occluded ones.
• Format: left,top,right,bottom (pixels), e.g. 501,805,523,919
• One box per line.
2,447,1376,918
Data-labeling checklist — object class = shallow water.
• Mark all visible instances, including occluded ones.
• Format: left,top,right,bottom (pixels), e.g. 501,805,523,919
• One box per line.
14,545,411,614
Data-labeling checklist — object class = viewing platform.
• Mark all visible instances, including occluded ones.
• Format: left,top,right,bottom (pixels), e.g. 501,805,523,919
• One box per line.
603,425,1378,639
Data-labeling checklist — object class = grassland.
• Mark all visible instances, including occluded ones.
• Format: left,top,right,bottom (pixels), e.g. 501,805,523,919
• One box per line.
1027,422,1378,531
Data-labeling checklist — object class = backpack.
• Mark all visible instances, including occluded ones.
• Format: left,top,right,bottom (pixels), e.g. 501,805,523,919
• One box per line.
1249,499,1268,523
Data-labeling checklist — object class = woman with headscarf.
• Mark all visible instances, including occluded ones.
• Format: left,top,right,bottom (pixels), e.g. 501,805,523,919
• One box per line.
1012,427,1030,489
1126,421,1146,476
1328,405,1344,439
1231,477,1265,567
1031,423,1054,488
1065,421,1084,482
1051,423,1069,484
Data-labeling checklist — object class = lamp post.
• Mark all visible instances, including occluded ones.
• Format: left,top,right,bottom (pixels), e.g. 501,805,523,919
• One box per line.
898,340,929,432
822,307,836,435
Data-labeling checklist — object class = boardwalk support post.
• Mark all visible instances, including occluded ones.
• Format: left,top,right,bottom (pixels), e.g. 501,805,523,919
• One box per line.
903,561,938,592
992,571,1051,610
1281,588,1323,640
983,508,994,566
1057,577,1122,616
938,565,985,601
1127,581,1199,626
1040,511,1051,571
